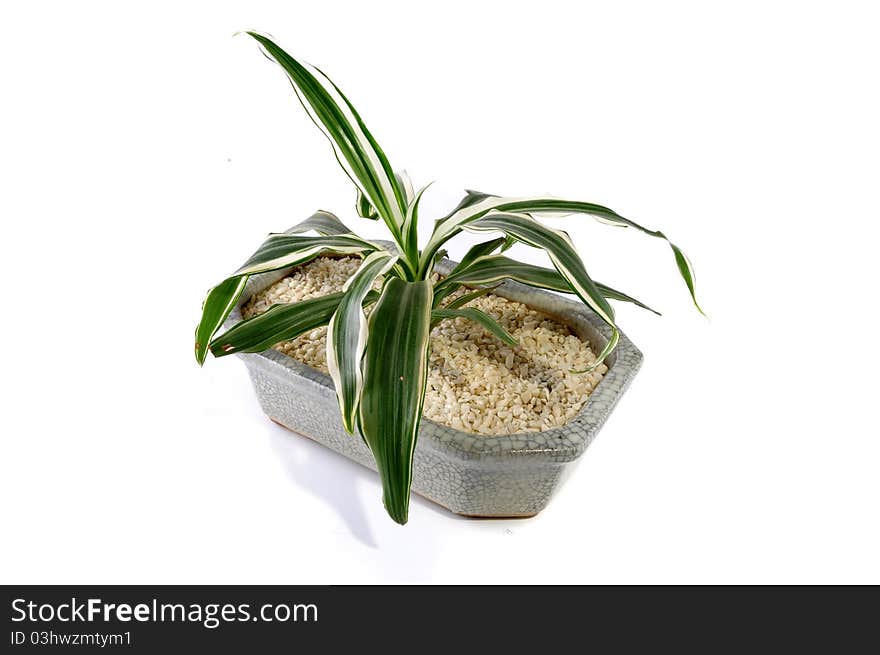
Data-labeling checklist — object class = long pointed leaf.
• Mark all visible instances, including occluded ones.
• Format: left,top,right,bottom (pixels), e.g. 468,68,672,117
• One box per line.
441,286,498,310
431,284,496,319
355,189,379,220
671,243,705,315
195,275,249,365
287,210,356,236
465,214,615,323
195,228,377,364
421,193,700,311
464,212,620,363
326,252,398,433
210,293,344,356
431,308,517,346
443,255,660,315
431,236,507,305
458,236,507,270
596,281,661,316
396,170,415,206
356,170,412,221
358,278,433,525
246,33,406,237
401,183,432,275
209,289,381,357
234,234,377,276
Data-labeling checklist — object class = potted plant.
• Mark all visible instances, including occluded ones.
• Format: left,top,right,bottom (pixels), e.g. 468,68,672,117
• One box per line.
195,32,702,524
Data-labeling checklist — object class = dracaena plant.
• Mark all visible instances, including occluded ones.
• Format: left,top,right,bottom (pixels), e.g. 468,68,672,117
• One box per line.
195,32,702,524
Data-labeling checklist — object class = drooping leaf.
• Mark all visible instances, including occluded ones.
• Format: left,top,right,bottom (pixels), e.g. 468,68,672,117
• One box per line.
442,255,660,315
195,275,249,365
210,292,344,356
287,210,356,236
424,194,631,265
421,193,700,310
457,236,507,270
431,284,496,316
356,189,380,220
326,251,398,433
234,233,378,277
463,212,620,363
572,328,620,374
195,228,379,364
358,278,433,524
246,32,407,239
671,243,705,315
209,289,382,357
596,281,661,316
431,307,517,346
431,236,506,305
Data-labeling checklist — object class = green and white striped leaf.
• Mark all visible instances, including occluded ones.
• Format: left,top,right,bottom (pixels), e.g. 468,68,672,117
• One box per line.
458,236,508,270
441,286,498,311
422,193,700,310
430,236,506,306
358,278,433,525
356,171,414,222
464,212,620,364
424,195,632,264
210,292,344,357
246,32,407,238
355,189,380,220
400,183,432,274
671,243,704,315
432,308,517,346
209,290,381,357
195,232,379,364
596,281,660,315
326,251,398,434
195,275,249,365
287,210,355,236
234,233,378,277
442,255,660,315
396,170,415,206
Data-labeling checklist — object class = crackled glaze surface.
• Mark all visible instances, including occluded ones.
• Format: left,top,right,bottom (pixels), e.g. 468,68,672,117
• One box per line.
225,246,643,517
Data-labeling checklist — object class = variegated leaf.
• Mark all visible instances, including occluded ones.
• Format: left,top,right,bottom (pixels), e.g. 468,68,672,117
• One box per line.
431,307,517,346
195,276,249,365
234,234,378,277
195,232,380,364
246,33,407,238
422,192,700,311
210,292,344,357
401,183,432,273
356,189,380,220
441,255,660,315
287,210,355,236
464,212,620,364
326,251,398,433
209,290,381,358
440,286,498,311
358,278,433,524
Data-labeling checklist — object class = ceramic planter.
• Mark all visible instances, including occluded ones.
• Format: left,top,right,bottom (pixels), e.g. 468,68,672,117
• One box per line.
226,251,643,518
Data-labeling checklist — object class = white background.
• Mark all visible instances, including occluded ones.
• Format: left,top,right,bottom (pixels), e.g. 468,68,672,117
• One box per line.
2,1,878,584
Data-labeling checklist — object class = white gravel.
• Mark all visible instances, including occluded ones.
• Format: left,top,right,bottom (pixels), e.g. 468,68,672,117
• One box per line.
242,256,607,435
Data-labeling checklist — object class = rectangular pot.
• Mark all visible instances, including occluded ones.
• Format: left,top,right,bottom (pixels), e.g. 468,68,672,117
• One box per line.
226,254,643,518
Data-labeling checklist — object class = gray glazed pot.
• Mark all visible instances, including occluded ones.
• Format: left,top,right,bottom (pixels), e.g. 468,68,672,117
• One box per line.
226,253,643,518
